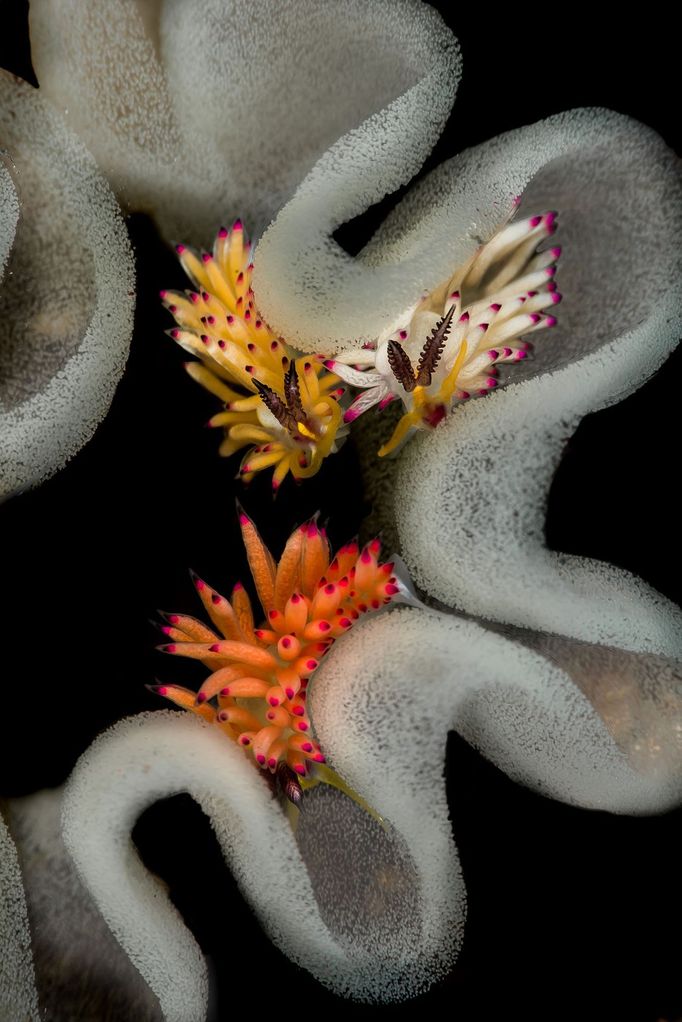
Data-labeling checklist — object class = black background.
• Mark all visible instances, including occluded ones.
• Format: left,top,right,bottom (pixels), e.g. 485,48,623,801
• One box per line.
1,3,680,1021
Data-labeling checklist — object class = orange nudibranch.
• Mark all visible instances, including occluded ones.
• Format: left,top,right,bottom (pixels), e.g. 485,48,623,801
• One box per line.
151,508,405,788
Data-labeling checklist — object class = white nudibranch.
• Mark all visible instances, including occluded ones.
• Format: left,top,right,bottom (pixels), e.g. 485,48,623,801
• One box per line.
326,210,562,455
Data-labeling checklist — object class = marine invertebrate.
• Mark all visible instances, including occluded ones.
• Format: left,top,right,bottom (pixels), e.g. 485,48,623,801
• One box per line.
163,222,345,486
3,789,161,1022
0,814,39,1020
59,600,682,1021
28,0,455,245
25,0,458,487
151,507,403,776
378,114,682,646
327,209,561,454
5,3,679,1020
0,71,133,500
249,18,682,803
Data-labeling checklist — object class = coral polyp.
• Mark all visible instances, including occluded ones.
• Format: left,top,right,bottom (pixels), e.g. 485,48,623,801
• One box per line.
162,221,346,489
151,509,403,780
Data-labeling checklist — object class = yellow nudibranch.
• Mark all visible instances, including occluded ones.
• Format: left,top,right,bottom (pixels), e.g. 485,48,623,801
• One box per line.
162,221,346,490
150,509,404,802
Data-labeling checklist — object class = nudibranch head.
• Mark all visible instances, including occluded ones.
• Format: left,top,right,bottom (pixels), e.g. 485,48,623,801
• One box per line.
162,221,347,489
151,508,404,782
326,209,562,455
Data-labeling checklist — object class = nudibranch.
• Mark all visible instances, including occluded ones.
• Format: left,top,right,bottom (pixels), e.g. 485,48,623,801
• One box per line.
150,508,404,797
162,221,346,489
325,209,561,455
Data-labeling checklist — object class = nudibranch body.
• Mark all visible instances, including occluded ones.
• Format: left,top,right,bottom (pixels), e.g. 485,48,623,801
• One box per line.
162,221,346,489
326,210,562,455
151,510,403,785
